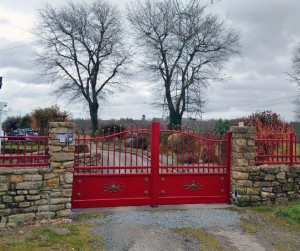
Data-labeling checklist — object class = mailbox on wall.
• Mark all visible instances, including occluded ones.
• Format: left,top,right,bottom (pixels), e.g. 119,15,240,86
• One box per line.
59,129,74,144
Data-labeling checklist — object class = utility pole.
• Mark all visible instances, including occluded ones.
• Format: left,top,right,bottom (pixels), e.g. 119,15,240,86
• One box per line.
0,77,7,150
0,102,7,150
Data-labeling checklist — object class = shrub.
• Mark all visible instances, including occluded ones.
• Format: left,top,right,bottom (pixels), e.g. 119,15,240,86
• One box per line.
159,132,172,151
131,137,149,150
3,115,32,132
213,119,234,138
166,133,202,163
236,111,293,156
100,124,126,136
126,133,149,150
31,105,69,134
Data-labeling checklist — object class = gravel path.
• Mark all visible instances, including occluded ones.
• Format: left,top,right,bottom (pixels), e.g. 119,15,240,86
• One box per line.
89,208,270,251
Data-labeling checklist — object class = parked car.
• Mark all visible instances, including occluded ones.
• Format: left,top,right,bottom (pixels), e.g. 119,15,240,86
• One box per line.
24,128,38,137
6,129,38,141
6,129,25,138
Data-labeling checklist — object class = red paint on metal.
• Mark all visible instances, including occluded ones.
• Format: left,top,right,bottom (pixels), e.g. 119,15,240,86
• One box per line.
151,122,160,206
226,131,232,202
0,132,50,167
72,122,231,208
290,132,294,166
255,132,300,165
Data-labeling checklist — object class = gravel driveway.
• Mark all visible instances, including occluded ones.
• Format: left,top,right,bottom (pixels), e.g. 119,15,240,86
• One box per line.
75,205,278,251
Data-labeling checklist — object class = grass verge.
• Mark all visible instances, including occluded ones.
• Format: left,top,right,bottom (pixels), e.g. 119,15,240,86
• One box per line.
238,220,258,234
72,211,113,221
0,219,105,251
231,200,300,231
175,228,224,251
275,200,300,223
148,209,186,214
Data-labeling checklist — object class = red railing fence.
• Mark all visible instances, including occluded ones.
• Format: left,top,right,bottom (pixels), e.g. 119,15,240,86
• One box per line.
255,132,300,166
0,131,50,167
74,123,231,170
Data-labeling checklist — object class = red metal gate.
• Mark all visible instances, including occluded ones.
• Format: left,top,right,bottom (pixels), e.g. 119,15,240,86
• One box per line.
72,122,231,208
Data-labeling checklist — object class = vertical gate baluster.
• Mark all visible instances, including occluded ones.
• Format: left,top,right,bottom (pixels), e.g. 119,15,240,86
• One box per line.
151,122,160,206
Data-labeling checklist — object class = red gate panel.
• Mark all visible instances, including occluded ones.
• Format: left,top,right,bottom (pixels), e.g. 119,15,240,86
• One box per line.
72,174,152,208
72,123,231,208
156,174,229,204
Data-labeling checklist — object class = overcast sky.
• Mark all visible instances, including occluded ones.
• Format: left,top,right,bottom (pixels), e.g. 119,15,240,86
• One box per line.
0,0,300,122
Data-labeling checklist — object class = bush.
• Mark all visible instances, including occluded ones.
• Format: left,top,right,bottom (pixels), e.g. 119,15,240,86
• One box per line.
166,133,201,163
167,133,189,154
201,144,219,164
126,132,149,150
3,115,32,132
159,132,172,151
100,124,126,136
31,105,69,134
236,111,293,156
213,119,234,138
131,137,149,150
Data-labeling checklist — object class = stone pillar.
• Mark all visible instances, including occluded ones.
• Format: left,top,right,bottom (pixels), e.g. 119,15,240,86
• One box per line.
230,126,300,206
0,122,76,228
230,126,256,206
48,122,75,217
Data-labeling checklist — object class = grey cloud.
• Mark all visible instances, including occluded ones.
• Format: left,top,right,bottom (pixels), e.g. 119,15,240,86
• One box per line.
1,68,41,85
206,73,296,119
0,40,41,84
216,0,300,58
0,40,36,70
1,0,300,121
0,18,9,25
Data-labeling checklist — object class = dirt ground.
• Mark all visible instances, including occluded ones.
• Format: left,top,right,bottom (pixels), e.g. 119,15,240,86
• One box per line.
0,205,299,251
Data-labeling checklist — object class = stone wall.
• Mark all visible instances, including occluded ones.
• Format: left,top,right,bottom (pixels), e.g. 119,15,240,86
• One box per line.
0,122,75,228
0,167,72,227
231,126,300,206
2,123,300,227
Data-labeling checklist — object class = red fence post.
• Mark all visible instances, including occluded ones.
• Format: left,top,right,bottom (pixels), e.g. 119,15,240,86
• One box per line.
290,132,294,166
151,122,160,206
226,131,232,203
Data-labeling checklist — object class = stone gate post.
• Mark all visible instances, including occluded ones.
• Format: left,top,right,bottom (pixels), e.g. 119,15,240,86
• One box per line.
230,125,300,205
230,126,256,205
48,122,75,217
0,122,76,228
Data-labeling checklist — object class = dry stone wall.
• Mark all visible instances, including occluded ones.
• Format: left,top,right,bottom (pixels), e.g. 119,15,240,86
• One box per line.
0,122,75,228
231,126,300,206
2,123,300,227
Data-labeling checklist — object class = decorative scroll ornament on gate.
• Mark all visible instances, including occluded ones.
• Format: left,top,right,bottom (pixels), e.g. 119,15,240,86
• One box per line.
183,180,203,191
102,182,124,193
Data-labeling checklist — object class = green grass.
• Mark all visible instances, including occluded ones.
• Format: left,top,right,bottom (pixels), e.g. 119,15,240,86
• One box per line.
239,220,258,234
0,223,104,251
1,143,42,152
148,209,186,214
232,200,300,230
244,205,273,213
275,201,300,223
0,221,105,251
175,228,224,251
0,212,116,251
72,211,113,221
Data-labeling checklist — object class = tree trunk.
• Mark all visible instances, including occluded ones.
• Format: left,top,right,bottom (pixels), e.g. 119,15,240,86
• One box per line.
169,110,182,130
89,102,99,133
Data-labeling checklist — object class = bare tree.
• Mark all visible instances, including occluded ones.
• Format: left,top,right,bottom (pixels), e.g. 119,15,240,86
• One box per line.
287,43,300,120
293,96,300,122
288,43,300,85
127,0,239,129
34,0,130,132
